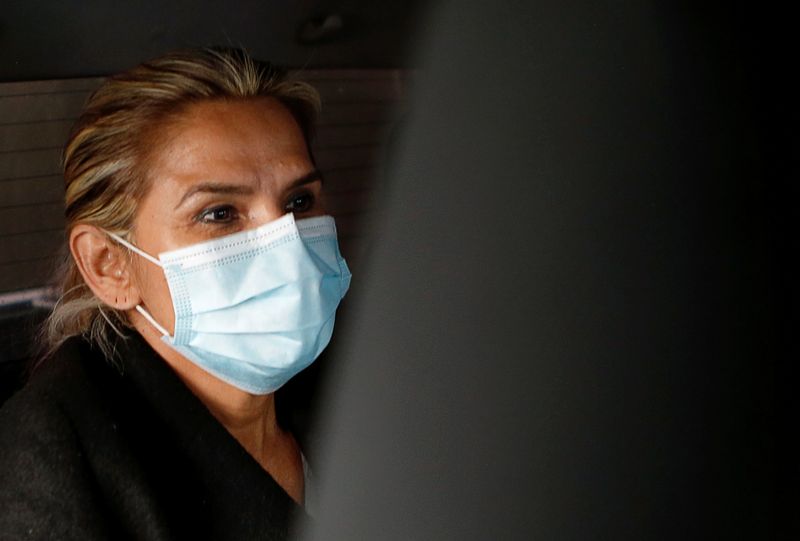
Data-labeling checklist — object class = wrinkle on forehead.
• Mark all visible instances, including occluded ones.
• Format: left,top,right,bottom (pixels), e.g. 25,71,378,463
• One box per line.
142,97,311,192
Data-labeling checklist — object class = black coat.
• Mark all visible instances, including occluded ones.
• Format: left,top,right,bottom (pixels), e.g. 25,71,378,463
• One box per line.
0,334,307,540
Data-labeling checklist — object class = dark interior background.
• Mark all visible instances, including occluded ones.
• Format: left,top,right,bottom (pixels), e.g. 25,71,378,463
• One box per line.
0,0,427,81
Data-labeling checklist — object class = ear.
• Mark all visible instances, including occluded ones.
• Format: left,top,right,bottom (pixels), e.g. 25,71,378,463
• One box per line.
70,224,141,310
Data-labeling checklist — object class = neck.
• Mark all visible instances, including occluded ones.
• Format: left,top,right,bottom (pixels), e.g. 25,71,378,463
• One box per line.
180,364,280,454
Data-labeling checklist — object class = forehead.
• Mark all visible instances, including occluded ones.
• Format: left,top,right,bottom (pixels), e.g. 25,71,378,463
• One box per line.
144,97,310,178
173,97,302,136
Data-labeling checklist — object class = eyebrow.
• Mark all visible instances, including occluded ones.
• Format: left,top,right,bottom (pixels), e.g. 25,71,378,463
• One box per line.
174,169,323,210
288,169,324,190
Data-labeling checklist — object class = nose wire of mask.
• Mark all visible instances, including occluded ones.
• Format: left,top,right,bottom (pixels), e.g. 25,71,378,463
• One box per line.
105,231,172,337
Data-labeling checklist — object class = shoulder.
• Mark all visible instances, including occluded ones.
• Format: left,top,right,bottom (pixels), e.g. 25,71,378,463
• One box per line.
0,337,123,539
0,336,121,436
1,336,104,426
0,335,131,465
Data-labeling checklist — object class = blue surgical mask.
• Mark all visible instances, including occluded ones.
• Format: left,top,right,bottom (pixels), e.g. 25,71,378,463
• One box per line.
108,213,351,394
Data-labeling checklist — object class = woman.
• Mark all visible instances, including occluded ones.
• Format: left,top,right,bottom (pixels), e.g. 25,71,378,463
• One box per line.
0,48,350,539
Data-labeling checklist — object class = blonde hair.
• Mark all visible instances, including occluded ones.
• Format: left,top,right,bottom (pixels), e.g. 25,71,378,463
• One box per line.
43,47,321,360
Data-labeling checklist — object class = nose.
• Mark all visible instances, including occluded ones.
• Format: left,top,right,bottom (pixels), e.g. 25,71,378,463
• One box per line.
251,196,291,227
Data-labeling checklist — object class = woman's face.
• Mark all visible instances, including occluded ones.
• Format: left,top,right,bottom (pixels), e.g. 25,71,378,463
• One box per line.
129,97,323,335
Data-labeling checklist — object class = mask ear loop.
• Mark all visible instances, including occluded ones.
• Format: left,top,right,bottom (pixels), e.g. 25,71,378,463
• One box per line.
106,232,163,267
105,231,172,338
135,305,171,337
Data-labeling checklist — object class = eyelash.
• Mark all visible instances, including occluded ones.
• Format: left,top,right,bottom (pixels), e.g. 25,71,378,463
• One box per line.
194,190,317,227
284,190,316,214
196,205,239,226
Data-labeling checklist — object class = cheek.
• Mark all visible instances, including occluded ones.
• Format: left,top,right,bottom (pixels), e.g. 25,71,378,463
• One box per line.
133,259,176,334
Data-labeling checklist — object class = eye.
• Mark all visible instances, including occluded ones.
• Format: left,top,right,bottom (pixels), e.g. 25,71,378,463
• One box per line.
197,205,239,224
284,191,316,214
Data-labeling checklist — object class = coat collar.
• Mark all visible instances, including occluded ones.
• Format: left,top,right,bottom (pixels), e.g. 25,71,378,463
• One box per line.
110,332,308,537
